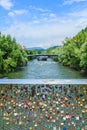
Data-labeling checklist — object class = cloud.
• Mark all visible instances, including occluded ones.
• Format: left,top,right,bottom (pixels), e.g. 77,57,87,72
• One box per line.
29,5,50,12
68,8,87,17
8,9,28,17
67,8,87,28
0,0,13,10
63,0,86,5
2,3,87,48
8,12,14,16
3,17,82,48
14,10,28,15
3,18,86,48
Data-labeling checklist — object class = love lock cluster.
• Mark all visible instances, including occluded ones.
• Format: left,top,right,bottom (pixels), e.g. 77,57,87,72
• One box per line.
0,84,87,130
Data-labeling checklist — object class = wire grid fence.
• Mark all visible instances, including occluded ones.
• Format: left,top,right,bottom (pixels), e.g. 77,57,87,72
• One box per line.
0,83,87,130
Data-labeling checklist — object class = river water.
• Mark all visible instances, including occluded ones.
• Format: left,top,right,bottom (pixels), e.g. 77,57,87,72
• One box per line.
4,58,87,79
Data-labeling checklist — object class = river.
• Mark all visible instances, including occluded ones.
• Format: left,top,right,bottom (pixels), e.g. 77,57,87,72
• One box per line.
2,58,87,79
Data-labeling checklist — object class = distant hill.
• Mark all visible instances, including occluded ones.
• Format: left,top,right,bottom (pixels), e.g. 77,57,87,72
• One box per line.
27,47,45,51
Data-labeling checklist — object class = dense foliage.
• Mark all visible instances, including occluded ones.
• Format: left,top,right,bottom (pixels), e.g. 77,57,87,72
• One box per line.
45,27,87,72
0,32,28,73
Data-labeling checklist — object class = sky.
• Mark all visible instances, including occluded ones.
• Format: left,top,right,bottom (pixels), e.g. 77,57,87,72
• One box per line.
0,0,87,48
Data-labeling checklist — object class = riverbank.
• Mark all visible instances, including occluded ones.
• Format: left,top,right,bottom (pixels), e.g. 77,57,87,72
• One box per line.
0,59,87,79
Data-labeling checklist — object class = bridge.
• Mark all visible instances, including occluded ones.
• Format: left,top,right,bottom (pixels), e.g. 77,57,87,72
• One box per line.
27,54,58,60
0,79,87,130
27,54,58,57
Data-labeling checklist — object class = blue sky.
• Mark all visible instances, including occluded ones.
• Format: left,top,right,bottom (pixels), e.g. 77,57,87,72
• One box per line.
0,0,87,48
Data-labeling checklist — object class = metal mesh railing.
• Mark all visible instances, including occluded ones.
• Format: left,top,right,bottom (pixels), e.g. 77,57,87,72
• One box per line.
0,80,87,130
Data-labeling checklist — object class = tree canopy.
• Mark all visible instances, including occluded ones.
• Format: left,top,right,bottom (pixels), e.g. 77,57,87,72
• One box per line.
44,27,87,72
0,32,28,73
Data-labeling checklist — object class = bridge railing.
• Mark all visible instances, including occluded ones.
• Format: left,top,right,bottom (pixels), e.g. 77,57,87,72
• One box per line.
0,79,87,130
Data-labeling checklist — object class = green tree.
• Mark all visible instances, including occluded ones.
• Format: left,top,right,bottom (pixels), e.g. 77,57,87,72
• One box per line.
80,42,87,71
43,27,87,72
0,49,3,71
0,32,28,73
3,57,17,73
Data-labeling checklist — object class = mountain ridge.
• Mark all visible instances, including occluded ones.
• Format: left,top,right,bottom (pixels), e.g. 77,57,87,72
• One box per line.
27,47,45,50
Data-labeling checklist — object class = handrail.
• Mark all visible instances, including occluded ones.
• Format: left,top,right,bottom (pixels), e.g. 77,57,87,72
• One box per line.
0,79,87,84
